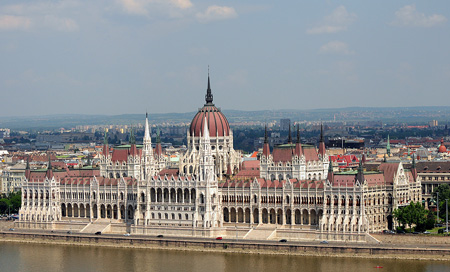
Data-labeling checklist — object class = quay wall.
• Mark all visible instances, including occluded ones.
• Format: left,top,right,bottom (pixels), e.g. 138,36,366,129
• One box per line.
1,232,450,261
372,233,450,245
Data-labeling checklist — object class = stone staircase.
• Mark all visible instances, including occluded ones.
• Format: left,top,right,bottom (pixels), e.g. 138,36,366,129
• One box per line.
80,219,111,234
244,225,277,240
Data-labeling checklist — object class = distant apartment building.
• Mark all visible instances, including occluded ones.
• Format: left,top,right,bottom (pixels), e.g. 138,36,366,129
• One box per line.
1,162,26,194
417,161,450,207
280,118,290,131
36,132,95,143
0,128,10,139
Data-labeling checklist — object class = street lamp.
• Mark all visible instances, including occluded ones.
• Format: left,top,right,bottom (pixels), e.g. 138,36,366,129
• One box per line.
446,199,448,234
437,192,439,223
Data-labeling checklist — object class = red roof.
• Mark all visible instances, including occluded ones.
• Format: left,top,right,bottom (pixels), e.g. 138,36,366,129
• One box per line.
159,169,179,176
272,148,293,162
379,163,399,185
303,147,319,161
111,148,142,162
189,105,230,137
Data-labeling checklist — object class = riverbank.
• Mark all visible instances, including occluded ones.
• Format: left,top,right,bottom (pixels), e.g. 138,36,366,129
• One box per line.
2,231,450,261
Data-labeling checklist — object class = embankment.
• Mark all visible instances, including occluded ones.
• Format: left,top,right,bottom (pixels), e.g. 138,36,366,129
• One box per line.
1,232,450,261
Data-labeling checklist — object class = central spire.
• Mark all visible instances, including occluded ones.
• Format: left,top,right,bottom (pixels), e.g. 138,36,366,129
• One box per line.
205,67,214,105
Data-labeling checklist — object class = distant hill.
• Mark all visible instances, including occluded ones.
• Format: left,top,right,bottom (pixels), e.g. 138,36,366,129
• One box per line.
1,106,449,130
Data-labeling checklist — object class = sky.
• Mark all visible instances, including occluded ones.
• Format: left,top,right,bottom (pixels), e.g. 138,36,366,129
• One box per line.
1,1,450,117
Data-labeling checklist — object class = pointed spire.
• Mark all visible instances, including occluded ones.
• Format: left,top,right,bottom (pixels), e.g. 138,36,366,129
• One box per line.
103,130,108,145
327,161,334,183
411,153,417,181
155,128,162,156
264,124,268,144
144,112,151,141
156,128,161,144
205,67,213,105
25,156,31,179
356,160,364,184
295,124,303,157
46,152,53,179
288,121,292,144
386,134,391,157
320,123,324,143
47,153,52,170
318,123,326,157
129,127,136,145
103,130,109,157
263,124,270,157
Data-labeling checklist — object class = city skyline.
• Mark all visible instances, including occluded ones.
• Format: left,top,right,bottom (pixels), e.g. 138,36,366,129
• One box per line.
1,1,450,117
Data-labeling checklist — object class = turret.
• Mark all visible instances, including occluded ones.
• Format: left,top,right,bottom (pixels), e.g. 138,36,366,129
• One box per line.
411,154,417,181
46,153,53,179
142,113,155,179
356,160,364,184
361,151,366,164
327,161,334,182
205,69,213,105
86,154,91,167
155,128,163,156
295,125,303,157
102,131,109,157
25,156,31,179
288,121,292,144
263,125,270,157
129,128,138,156
386,134,391,157
318,123,326,157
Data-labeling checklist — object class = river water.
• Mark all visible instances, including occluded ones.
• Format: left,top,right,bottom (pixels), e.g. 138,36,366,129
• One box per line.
1,242,449,272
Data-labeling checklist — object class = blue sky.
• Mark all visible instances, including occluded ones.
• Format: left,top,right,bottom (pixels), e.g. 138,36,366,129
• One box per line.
1,1,449,116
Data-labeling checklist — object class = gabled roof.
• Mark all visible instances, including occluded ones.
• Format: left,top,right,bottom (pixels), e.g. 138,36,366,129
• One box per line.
272,148,293,163
303,147,319,161
379,163,399,185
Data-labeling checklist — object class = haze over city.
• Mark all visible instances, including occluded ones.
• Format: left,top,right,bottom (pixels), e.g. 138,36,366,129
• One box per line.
1,1,449,117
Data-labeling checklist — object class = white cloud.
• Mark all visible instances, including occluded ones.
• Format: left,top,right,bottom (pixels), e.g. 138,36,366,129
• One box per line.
196,6,237,23
169,0,193,10
117,0,193,16
392,4,447,27
0,2,80,31
0,15,31,30
319,41,354,55
307,6,356,34
118,0,148,15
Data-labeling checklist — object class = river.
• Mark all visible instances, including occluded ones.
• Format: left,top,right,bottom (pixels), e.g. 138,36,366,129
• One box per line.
1,242,449,272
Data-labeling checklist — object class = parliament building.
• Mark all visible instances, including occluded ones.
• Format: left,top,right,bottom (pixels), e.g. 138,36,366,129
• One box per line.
18,75,422,241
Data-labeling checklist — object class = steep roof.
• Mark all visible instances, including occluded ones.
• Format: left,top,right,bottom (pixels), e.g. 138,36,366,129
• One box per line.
379,163,399,185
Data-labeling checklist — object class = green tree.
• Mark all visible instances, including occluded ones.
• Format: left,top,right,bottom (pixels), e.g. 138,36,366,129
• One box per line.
9,192,21,213
432,184,450,221
0,198,9,214
393,202,428,232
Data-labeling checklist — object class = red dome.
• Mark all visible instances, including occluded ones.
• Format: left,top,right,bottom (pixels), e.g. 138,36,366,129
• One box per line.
439,138,447,153
190,105,230,137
